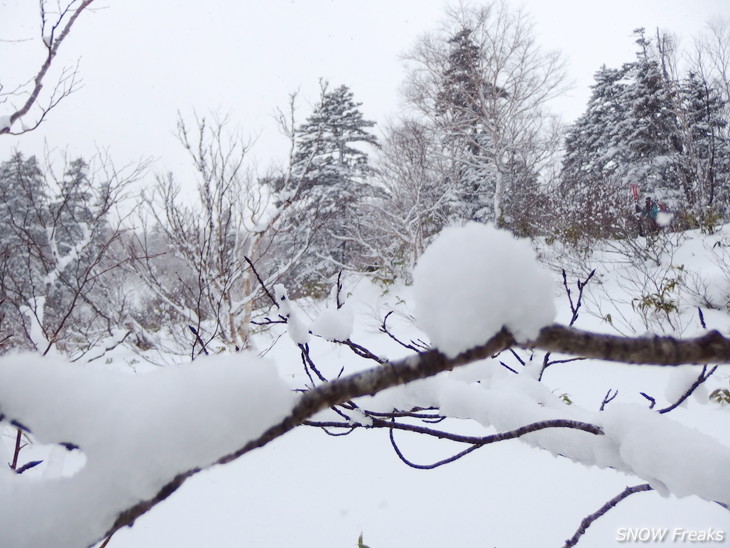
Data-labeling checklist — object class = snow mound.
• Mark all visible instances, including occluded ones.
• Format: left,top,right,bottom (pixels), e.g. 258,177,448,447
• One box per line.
413,223,555,357
311,305,354,341
274,284,310,344
0,352,296,548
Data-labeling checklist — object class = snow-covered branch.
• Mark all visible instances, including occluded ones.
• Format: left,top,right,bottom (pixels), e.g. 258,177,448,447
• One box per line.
4,316,730,547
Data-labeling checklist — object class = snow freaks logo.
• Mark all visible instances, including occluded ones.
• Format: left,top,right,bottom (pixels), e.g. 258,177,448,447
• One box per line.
616,528,726,543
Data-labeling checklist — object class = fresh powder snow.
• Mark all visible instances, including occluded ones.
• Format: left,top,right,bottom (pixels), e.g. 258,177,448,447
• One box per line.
413,222,556,357
0,352,296,548
311,305,354,341
274,283,311,344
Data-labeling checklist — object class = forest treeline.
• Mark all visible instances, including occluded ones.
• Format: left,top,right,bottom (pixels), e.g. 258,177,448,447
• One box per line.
1,4,729,358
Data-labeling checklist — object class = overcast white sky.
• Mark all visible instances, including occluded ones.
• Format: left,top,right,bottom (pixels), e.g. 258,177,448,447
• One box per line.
1,0,728,175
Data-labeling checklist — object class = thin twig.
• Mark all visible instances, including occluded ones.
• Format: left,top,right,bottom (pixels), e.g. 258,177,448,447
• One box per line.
640,392,656,409
243,256,278,308
97,532,114,548
388,417,603,470
562,484,653,548
188,325,209,357
600,389,618,411
337,338,387,363
658,364,718,414
380,311,424,353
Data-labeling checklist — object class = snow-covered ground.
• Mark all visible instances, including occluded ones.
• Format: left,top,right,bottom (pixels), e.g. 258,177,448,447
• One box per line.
2,224,730,547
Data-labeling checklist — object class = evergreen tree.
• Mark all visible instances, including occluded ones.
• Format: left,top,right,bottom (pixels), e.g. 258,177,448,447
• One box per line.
562,65,632,187
0,153,49,349
52,158,95,256
560,30,692,237
0,153,124,354
280,84,378,294
559,65,634,238
560,28,730,239
617,30,683,203
434,27,499,223
678,71,730,210
44,158,106,340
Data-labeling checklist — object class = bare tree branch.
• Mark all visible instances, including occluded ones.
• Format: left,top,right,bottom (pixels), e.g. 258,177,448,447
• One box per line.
92,323,730,544
657,364,718,413
531,325,730,365
388,417,602,470
563,484,654,548
1,0,96,135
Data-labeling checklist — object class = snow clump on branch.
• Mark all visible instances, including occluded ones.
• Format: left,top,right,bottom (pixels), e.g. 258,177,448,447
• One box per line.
0,353,296,548
413,222,555,357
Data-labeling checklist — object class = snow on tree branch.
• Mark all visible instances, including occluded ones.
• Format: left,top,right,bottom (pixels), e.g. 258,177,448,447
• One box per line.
413,222,556,356
0,1,96,136
3,223,730,547
2,319,730,547
0,353,296,548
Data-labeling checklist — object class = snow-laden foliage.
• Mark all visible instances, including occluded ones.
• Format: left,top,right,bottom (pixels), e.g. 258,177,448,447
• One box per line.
273,83,379,294
403,3,566,233
0,153,132,357
0,353,296,548
413,222,555,357
559,29,730,240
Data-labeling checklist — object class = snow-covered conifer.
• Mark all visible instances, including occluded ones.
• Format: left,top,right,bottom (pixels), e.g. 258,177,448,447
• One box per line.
278,83,379,295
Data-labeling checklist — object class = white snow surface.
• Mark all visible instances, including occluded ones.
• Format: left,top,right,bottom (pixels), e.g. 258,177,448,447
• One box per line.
0,352,296,548
665,365,707,406
0,114,11,132
106,227,730,548
311,304,354,341
363,365,730,507
413,223,556,357
3,227,730,548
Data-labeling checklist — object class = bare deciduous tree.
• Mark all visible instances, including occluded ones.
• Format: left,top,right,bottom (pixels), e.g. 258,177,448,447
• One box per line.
343,118,450,280
403,0,569,224
127,110,314,353
694,17,730,114
0,0,96,136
